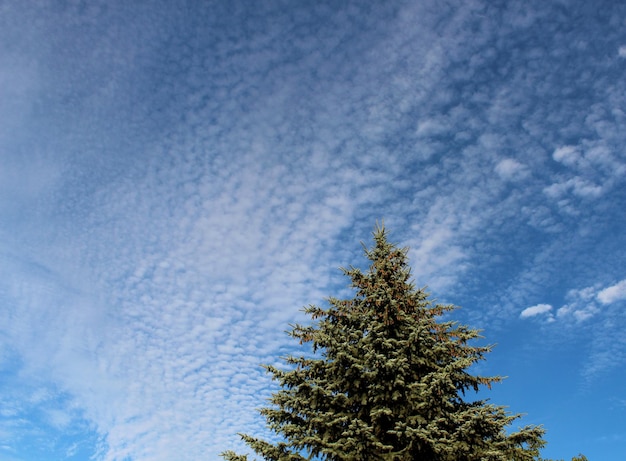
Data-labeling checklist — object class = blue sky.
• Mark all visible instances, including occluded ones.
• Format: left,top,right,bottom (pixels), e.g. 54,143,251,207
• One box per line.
1,0,625,459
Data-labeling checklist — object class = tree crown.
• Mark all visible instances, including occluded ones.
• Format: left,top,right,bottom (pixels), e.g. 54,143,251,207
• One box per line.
222,226,548,461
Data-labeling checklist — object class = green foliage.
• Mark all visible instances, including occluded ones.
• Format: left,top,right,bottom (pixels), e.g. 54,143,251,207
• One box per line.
222,226,549,460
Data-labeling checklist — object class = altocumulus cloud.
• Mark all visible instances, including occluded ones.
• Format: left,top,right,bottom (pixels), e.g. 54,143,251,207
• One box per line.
1,0,626,460
525,279,626,324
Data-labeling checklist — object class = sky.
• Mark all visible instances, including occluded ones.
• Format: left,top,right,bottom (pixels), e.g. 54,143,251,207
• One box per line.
0,0,625,459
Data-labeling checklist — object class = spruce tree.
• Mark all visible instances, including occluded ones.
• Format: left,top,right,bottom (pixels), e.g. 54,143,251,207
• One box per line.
222,225,547,461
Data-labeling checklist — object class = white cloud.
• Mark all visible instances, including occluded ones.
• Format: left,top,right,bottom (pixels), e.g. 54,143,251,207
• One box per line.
551,284,611,323
546,139,624,208
567,286,598,302
569,177,603,198
553,145,581,166
495,158,529,181
556,305,571,318
543,181,568,199
544,177,604,202
597,279,626,304
619,46,626,58
573,309,596,322
415,117,448,138
520,303,552,318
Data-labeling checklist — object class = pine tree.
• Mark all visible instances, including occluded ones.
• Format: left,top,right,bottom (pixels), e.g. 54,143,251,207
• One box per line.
222,225,547,461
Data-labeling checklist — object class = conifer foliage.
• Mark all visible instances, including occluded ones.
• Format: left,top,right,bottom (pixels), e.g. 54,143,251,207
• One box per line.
222,226,547,461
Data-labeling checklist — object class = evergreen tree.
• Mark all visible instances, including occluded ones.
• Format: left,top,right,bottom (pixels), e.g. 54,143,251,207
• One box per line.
222,225,547,461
